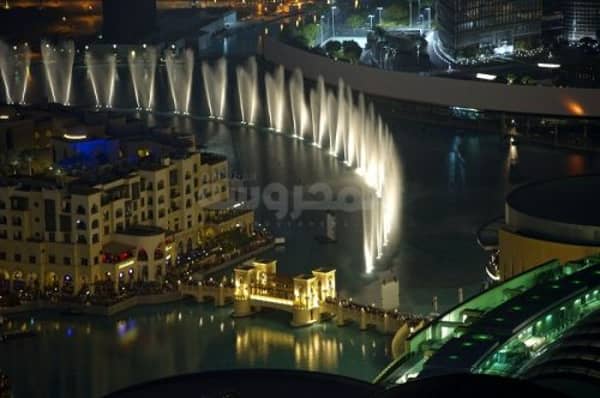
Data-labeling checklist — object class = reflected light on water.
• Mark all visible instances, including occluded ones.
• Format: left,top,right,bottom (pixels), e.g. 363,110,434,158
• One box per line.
235,327,340,371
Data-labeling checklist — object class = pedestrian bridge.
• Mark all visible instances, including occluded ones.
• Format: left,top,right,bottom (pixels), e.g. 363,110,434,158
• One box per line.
180,259,426,335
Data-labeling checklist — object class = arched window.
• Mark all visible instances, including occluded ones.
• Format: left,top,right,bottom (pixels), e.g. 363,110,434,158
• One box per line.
138,249,148,262
76,205,86,215
91,219,99,229
154,246,163,260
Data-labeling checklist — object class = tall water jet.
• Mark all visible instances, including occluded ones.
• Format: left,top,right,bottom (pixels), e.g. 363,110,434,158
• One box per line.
309,76,328,147
289,68,309,140
165,48,194,115
128,46,157,111
85,51,117,109
236,56,259,125
0,42,31,105
264,65,285,132
41,40,75,105
201,57,227,119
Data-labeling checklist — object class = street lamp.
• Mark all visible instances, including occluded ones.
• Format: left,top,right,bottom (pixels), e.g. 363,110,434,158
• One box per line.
376,6,383,26
320,15,325,43
331,6,337,38
425,7,431,30
368,14,374,30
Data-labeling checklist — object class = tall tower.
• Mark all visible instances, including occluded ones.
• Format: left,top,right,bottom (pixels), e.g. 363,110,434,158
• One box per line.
102,0,157,44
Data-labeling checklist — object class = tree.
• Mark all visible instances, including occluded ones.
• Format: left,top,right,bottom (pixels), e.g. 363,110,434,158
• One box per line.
383,4,409,27
299,23,319,48
324,40,342,59
346,14,364,30
342,40,363,63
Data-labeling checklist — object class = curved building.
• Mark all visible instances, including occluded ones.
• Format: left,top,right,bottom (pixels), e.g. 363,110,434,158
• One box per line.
499,175,600,280
375,254,600,398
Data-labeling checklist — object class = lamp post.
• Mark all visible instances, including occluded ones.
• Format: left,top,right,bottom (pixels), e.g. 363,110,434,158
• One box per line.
425,7,431,30
331,6,337,38
408,0,412,27
320,15,325,43
376,6,383,26
368,14,374,30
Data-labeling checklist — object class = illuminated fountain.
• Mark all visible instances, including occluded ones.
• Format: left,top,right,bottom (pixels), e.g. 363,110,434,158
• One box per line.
202,57,227,119
289,68,310,140
309,76,328,147
264,65,286,132
165,48,194,115
41,40,75,105
128,46,157,111
0,41,30,105
236,56,259,125
85,50,117,109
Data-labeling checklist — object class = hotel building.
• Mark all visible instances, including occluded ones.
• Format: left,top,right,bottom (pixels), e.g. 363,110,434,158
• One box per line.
0,135,254,294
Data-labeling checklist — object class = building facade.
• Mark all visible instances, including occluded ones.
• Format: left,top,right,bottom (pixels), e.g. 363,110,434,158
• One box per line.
0,149,254,294
498,175,600,281
563,0,600,41
437,0,544,57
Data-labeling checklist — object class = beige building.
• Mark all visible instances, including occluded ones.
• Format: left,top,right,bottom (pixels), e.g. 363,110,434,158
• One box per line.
499,175,600,280
0,150,254,294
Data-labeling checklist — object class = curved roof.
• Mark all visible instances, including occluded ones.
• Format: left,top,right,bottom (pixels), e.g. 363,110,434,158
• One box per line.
506,175,600,227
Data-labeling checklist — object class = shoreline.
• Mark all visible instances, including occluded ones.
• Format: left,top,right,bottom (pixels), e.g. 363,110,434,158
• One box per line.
0,242,275,318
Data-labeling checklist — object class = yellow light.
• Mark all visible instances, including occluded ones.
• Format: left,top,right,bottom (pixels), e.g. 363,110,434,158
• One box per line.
63,133,87,140
250,294,293,306
118,260,135,270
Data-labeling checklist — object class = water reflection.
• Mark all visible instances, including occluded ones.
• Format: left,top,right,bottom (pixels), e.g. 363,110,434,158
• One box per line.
448,135,466,190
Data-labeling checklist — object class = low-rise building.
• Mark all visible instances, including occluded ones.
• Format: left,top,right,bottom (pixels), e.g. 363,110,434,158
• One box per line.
0,147,253,294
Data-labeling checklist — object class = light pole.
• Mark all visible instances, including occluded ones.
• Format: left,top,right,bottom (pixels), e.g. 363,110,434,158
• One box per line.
408,0,412,27
368,14,374,30
331,6,337,38
320,15,325,43
425,7,431,30
377,6,383,26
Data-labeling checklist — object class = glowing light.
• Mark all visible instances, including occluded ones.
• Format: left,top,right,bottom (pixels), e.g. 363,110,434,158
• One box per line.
537,62,561,69
476,73,497,81
565,100,585,116
63,133,87,140
117,260,135,270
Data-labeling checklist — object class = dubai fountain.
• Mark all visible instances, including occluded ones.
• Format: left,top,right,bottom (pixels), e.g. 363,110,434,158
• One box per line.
85,50,117,109
20,44,401,274
236,57,259,125
165,48,194,115
201,57,227,119
240,62,401,273
128,46,157,111
41,40,75,105
288,68,310,140
264,65,286,132
0,41,31,105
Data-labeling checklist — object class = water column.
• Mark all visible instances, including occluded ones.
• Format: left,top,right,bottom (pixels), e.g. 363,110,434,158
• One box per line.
165,48,194,115
0,41,31,105
264,65,286,132
85,50,117,109
201,57,227,119
41,40,75,105
128,46,157,111
289,68,309,140
236,56,259,125
309,76,328,148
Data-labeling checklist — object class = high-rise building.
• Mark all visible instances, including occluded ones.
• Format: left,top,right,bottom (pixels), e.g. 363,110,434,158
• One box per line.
437,0,544,57
563,0,600,41
102,0,157,44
